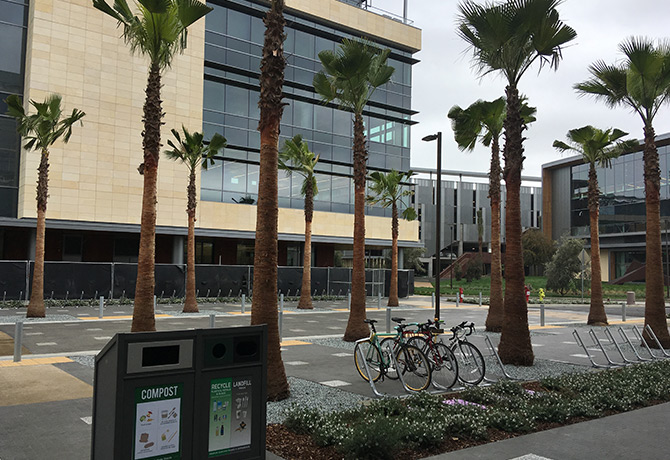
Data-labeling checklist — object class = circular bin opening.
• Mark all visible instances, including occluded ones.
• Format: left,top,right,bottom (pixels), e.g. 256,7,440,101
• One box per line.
212,343,227,359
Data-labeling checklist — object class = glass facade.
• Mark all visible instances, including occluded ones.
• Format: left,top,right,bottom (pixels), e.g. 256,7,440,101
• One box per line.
570,144,670,236
0,0,27,217
201,0,415,217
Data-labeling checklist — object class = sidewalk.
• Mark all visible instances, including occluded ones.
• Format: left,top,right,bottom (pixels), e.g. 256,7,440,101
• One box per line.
0,295,665,459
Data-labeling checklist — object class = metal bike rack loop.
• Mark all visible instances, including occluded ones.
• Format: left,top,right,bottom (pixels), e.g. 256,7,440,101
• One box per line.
588,329,625,367
484,335,522,381
603,327,636,365
644,325,670,358
572,330,609,369
631,325,661,360
617,327,651,362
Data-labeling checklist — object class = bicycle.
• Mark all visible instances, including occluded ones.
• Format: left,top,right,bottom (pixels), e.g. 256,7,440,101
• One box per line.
353,319,432,392
448,321,486,385
404,319,459,390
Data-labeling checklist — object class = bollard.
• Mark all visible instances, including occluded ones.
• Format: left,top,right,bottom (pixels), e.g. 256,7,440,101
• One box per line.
153,295,157,310
279,310,283,341
209,314,216,328
386,307,391,333
479,292,482,306
280,293,284,312
80,291,84,300
540,304,545,327
377,292,382,310
241,294,246,313
13,321,23,362
431,292,435,309
99,296,104,319
456,293,459,308
348,292,351,310
622,302,626,322
206,289,210,298
217,289,221,298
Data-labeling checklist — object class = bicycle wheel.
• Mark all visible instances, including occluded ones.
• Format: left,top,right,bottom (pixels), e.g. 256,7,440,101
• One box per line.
450,341,485,385
395,344,431,391
354,341,383,382
406,336,430,355
430,343,459,390
379,337,401,380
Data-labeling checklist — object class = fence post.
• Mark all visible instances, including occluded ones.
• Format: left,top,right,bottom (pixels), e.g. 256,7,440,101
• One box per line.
241,294,246,313
99,296,104,319
13,321,23,362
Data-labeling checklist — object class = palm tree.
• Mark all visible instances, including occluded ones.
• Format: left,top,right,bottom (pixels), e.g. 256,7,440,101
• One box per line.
367,170,417,306
314,38,394,341
448,97,536,332
279,135,319,310
6,94,84,318
575,37,670,346
93,0,212,332
457,0,576,365
164,127,226,313
251,0,290,401
553,126,636,326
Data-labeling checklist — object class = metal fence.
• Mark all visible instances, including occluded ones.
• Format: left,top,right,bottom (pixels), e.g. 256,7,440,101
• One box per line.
0,261,414,301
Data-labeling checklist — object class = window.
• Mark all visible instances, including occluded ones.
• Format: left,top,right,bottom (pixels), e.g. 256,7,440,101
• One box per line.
114,238,138,263
195,240,214,264
62,235,82,262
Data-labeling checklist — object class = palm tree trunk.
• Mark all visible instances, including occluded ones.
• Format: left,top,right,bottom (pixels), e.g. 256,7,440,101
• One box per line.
388,203,399,306
344,111,370,341
298,219,313,309
253,0,289,401
27,148,49,318
641,125,670,347
486,137,503,331
184,169,198,313
132,62,162,332
587,164,606,325
498,85,534,365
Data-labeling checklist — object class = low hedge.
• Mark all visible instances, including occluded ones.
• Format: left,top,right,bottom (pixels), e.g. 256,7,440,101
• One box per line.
283,361,670,460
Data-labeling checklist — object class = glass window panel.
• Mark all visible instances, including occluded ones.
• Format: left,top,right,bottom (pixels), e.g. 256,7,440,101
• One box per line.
331,175,350,204
203,122,222,140
223,161,247,192
614,162,624,194
332,146,350,163
225,85,249,116
227,9,249,41
0,1,25,24
226,48,250,69
313,104,332,132
294,30,314,57
284,29,294,55
315,36,333,54
200,188,222,202
294,67,313,85
248,90,260,120
224,114,247,128
278,169,291,198
250,15,264,44
293,100,313,129
314,174,331,202
201,158,223,190
204,80,224,111
224,127,247,146
0,117,19,151
0,24,23,74
206,5,226,33
247,163,259,194
248,130,260,150
333,109,351,136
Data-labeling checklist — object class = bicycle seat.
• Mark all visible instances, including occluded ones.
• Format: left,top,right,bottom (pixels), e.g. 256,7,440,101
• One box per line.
364,319,377,324
391,317,405,323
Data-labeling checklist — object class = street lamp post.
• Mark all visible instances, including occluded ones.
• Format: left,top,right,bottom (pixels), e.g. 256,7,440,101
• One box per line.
423,132,442,322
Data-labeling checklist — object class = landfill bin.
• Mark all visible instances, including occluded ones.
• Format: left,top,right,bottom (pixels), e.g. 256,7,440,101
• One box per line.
92,331,196,460
91,325,267,460
193,326,267,459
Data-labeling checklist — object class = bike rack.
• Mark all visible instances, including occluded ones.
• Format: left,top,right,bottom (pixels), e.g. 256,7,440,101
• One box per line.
355,338,416,398
572,330,610,369
617,327,652,362
630,325,662,360
603,327,637,365
588,329,625,367
484,335,523,381
644,325,670,358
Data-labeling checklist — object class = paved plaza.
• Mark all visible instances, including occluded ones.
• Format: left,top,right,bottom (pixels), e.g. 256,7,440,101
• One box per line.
0,295,668,459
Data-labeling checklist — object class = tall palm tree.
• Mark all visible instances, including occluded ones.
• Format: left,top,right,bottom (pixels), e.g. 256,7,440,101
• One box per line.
457,0,576,365
448,97,536,332
251,0,290,401
367,170,416,306
553,126,636,326
164,127,226,313
575,38,670,347
314,38,394,341
93,0,212,332
5,94,84,318
279,135,319,310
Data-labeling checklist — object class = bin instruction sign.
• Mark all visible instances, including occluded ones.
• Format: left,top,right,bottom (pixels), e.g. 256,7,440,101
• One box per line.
133,383,183,460
208,377,252,457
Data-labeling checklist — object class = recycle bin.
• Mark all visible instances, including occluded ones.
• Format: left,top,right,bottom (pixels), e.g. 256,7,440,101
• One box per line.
91,325,267,460
92,331,196,460
193,326,267,459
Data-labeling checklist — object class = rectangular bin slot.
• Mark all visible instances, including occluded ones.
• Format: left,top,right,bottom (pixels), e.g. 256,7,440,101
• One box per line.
143,345,180,367
234,337,259,363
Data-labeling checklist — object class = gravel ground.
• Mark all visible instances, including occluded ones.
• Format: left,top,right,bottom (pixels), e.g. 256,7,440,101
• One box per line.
0,314,78,323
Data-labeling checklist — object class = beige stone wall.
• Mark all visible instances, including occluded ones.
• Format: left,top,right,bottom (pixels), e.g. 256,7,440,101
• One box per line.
286,0,421,52
19,0,205,227
199,201,419,243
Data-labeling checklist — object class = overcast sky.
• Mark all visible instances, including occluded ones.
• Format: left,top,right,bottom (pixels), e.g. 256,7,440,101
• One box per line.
373,0,670,179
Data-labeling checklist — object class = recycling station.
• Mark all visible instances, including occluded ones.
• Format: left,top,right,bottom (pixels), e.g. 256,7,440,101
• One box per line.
91,325,267,460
